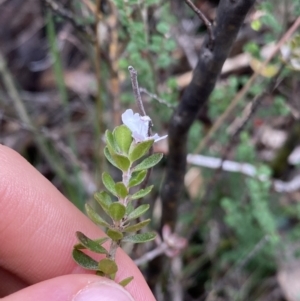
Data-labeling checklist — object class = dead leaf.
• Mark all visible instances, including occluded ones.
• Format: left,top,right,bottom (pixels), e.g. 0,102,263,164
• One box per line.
184,167,203,199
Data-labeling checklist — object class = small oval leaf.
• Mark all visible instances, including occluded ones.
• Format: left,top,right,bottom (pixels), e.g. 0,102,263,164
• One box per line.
105,130,118,153
127,204,150,221
109,203,126,221
107,228,123,240
128,170,147,188
250,57,279,78
123,232,156,243
104,147,119,169
94,237,110,245
98,258,118,275
72,249,98,270
130,186,153,200
74,243,85,250
119,276,134,287
96,271,105,277
133,153,163,172
129,140,154,162
94,191,112,215
125,201,134,215
76,231,108,254
124,219,151,232
111,153,131,171
113,125,132,154
115,182,128,198
85,204,110,228
102,172,117,196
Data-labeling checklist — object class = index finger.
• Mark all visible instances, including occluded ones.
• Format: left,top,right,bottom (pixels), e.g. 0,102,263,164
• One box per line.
0,145,155,301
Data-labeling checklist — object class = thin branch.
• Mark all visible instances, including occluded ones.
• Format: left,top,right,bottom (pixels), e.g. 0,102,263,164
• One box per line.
236,236,270,272
187,154,267,180
185,0,214,49
128,66,147,117
139,87,176,109
187,153,300,193
134,244,168,266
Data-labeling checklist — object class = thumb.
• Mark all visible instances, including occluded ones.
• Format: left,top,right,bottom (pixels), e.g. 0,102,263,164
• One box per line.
3,274,135,301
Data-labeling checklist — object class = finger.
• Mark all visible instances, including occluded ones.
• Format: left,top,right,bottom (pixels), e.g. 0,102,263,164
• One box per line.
3,274,135,301
0,268,27,297
0,145,155,301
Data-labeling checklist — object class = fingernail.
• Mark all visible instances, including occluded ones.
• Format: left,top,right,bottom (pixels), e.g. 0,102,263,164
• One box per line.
73,280,135,301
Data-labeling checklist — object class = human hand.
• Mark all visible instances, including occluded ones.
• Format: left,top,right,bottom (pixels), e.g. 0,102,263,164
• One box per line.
0,145,156,301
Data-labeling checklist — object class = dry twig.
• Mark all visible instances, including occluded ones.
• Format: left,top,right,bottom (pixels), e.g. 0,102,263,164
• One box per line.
184,0,214,49
128,66,147,117
139,87,176,109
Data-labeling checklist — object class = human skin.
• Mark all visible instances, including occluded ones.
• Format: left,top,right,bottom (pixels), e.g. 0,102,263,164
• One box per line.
0,144,156,301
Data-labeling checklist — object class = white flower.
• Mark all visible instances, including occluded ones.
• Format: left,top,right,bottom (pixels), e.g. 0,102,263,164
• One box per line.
121,109,168,143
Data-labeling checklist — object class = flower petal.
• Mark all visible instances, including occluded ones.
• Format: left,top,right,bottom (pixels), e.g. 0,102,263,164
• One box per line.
121,109,141,134
121,109,168,143
153,134,168,143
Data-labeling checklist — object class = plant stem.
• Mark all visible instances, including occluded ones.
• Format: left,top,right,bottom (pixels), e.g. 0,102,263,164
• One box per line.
108,240,120,261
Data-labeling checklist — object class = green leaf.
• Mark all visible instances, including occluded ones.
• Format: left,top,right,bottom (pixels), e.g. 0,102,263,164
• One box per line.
115,182,128,198
131,186,153,200
105,130,118,152
105,140,131,171
157,53,172,68
127,204,150,221
111,153,131,171
85,204,110,228
165,39,177,52
123,232,156,243
98,258,118,275
129,140,154,162
108,203,126,221
94,237,110,244
128,0,138,4
102,172,117,196
157,21,170,34
107,228,123,240
94,191,112,215
72,249,98,270
104,147,119,169
251,19,262,31
74,237,109,250
124,219,151,232
119,276,134,287
74,243,85,250
96,271,105,277
76,232,108,254
133,153,163,172
128,170,147,188
113,125,132,154
125,201,134,215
